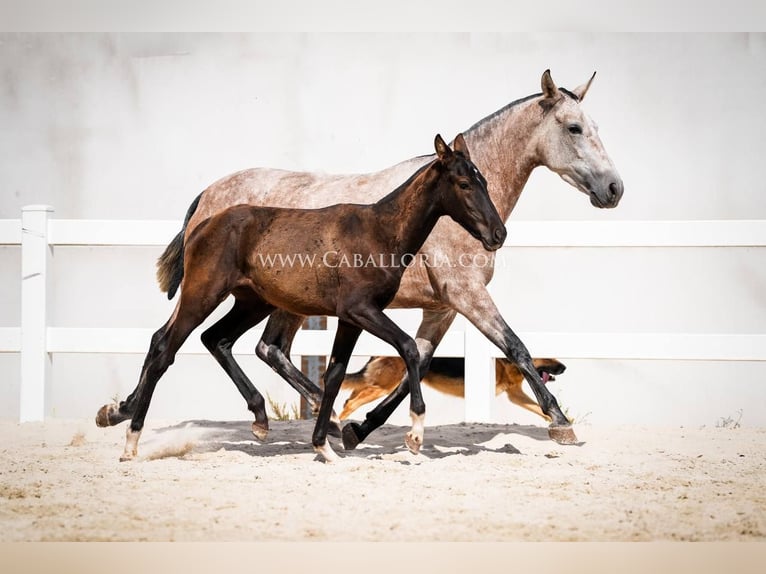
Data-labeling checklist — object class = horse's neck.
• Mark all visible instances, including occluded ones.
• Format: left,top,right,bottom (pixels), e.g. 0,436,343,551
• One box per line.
373,165,442,256
463,98,542,221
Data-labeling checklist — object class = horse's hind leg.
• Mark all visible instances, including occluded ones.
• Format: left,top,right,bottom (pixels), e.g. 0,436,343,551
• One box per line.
255,310,343,437
312,321,361,462
200,296,274,439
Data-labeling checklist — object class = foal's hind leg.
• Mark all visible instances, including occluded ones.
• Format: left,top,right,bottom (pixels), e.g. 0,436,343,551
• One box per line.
255,310,343,437
200,296,274,439
119,298,219,461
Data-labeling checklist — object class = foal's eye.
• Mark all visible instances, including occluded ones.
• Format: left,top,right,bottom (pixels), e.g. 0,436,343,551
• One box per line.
567,124,583,135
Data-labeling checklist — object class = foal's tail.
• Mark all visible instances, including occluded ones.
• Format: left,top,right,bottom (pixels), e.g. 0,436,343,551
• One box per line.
156,192,203,300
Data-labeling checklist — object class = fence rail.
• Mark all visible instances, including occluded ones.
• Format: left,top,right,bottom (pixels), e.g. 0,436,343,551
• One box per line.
2,205,765,422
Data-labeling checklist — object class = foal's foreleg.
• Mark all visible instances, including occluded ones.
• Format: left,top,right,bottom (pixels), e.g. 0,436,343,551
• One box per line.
312,322,361,462
342,308,457,450
200,297,274,439
341,306,425,454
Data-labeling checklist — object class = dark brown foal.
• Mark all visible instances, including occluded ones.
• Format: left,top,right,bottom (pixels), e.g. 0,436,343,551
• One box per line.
102,134,506,462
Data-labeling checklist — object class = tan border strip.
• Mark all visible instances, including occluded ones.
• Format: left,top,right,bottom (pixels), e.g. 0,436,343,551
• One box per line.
1,543,765,574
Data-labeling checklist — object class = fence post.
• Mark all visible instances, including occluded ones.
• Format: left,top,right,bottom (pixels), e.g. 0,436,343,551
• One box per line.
299,315,326,419
20,205,53,422
463,321,495,422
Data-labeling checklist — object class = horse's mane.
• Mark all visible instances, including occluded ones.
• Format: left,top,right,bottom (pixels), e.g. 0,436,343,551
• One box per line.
466,87,580,135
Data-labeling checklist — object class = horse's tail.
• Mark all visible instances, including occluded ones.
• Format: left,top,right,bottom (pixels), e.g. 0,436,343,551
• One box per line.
156,192,203,300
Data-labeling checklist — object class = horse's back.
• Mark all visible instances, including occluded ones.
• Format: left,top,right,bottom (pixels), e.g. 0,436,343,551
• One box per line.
185,157,432,239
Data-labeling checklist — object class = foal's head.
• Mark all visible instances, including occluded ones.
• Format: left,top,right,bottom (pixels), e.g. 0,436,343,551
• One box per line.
433,133,507,251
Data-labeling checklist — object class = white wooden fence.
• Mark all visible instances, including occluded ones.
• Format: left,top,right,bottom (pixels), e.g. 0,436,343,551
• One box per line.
1,205,765,423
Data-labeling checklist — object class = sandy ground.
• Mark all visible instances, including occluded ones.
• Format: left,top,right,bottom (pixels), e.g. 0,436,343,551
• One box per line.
0,418,764,542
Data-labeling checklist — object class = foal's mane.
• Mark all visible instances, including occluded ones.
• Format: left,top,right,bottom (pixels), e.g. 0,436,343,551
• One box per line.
375,149,472,208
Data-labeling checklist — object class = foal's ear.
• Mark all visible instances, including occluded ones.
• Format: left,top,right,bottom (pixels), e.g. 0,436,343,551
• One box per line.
453,133,470,160
572,71,596,101
434,133,452,160
541,69,559,100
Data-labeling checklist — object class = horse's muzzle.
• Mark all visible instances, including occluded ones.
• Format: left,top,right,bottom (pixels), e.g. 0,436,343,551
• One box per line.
590,176,624,208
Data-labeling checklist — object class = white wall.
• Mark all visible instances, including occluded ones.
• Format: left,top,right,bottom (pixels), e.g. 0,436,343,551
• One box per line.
1,33,764,426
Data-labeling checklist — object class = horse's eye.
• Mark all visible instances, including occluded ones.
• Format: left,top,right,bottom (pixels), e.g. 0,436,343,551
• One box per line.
568,124,583,135
459,182,471,190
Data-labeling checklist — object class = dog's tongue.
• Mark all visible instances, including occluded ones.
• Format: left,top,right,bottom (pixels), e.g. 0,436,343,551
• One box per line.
541,372,550,384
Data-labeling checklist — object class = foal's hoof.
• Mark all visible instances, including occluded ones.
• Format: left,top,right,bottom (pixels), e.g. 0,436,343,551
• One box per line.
314,443,341,463
95,404,117,427
548,425,578,445
342,423,362,451
404,432,422,455
251,422,269,441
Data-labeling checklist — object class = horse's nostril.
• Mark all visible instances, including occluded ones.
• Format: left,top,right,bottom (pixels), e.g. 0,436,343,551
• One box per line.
608,181,623,202
493,227,507,244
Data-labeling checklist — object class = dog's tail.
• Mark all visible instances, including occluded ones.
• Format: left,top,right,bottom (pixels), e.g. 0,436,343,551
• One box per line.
340,357,377,390
156,192,203,299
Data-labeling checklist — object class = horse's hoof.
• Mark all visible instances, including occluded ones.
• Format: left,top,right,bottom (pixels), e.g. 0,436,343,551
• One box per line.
251,422,269,441
95,404,116,427
342,423,362,451
404,432,422,455
548,425,578,445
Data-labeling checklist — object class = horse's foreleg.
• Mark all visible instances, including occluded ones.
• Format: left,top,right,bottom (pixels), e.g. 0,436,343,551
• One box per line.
255,311,343,437
451,284,577,444
200,297,274,439
342,308,456,450
312,321,362,462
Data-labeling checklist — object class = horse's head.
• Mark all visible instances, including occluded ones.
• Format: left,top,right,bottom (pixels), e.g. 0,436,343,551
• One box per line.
434,133,507,251
535,70,624,209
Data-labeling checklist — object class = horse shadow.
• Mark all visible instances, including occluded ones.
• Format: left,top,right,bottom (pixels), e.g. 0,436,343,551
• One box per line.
149,419,570,462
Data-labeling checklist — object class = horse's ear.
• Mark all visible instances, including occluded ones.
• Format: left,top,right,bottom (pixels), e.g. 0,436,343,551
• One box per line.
453,133,470,160
541,69,559,99
434,134,452,160
572,71,596,101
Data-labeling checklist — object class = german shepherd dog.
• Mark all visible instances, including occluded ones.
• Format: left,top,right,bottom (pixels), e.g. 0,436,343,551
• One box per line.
340,357,566,421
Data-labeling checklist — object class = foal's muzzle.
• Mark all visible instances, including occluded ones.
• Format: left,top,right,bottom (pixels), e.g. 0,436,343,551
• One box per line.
482,225,507,251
